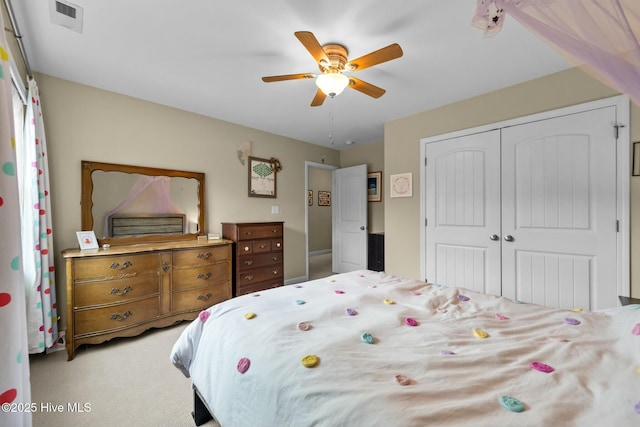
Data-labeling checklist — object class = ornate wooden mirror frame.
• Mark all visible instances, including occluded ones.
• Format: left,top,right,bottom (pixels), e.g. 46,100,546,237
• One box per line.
81,160,205,246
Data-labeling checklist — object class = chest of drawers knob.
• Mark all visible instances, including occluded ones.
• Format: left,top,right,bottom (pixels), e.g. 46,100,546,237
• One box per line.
110,286,133,296
197,252,212,259
110,310,132,321
110,260,133,270
197,293,213,301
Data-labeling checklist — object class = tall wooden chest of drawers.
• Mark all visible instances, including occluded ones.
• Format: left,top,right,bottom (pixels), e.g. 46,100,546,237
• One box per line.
62,239,232,360
222,222,284,296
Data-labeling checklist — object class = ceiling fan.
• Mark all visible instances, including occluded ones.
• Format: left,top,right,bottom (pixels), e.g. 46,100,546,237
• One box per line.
262,31,403,107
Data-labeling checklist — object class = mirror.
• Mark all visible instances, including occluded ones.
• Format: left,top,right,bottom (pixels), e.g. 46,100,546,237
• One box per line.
81,161,205,246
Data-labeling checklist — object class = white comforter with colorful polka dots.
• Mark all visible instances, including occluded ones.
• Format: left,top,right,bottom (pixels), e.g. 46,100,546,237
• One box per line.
170,270,640,427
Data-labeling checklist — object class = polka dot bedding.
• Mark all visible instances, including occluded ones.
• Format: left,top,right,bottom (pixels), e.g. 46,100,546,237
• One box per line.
171,270,640,427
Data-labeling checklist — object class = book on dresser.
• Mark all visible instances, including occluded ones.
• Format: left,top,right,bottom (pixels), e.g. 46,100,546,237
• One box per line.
221,222,284,296
61,239,233,360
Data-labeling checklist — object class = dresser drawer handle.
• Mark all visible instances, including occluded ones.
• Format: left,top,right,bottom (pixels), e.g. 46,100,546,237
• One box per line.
272,229,278,234
243,260,254,266
110,286,133,296
162,262,170,273
275,242,281,248
197,272,212,280
243,246,250,252
197,252,212,260
197,293,213,301
272,256,279,261
110,311,132,321
259,243,267,249
273,269,279,275
243,230,253,236
244,274,254,281
110,261,132,270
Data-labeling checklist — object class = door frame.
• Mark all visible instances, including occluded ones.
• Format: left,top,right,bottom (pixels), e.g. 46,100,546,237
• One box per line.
305,161,338,281
419,95,630,298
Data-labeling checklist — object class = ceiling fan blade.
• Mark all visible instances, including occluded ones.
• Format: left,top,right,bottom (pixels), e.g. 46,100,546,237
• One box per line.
346,43,403,71
348,77,386,98
262,73,315,82
295,31,331,65
311,89,327,107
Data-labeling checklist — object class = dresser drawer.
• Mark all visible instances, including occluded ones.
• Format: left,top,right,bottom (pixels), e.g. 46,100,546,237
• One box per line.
236,264,283,288
73,253,160,281
172,283,232,312
236,223,283,240
74,275,160,308
172,245,230,267
253,239,272,253
172,262,231,291
236,279,282,296
74,297,160,336
238,252,282,272
271,238,283,251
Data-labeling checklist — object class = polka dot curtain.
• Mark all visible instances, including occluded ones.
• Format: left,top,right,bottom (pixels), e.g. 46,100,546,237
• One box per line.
0,10,32,427
22,79,58,353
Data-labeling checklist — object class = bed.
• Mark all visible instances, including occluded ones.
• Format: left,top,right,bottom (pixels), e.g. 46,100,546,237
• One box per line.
170,270,640,427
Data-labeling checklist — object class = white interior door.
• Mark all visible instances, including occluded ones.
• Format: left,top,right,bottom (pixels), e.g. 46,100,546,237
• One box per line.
333,164,367,273
425,130,502,296
501,107,618,310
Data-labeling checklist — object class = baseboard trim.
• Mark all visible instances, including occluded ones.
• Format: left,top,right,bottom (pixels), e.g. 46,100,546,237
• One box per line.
309,249,332,256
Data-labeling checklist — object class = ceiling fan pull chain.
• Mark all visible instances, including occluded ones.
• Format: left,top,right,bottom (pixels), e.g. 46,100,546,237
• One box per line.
328,99,335,145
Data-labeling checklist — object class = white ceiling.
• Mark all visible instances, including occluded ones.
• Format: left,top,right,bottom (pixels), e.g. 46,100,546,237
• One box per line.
10,0,571,149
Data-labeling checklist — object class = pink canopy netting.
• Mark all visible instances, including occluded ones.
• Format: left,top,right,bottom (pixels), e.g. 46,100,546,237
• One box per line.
472,0,640,106
103,175,186,236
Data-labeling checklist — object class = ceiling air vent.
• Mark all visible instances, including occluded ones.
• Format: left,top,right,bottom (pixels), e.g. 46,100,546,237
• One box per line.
49,0,84,34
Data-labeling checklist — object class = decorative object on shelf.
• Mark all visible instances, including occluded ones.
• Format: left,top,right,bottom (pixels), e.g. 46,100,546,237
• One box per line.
248,156,277,198
76,230,99,250
390,173,412,198
633,142,640,176
318,190,331,206
368,171,382,202
308,190,313,206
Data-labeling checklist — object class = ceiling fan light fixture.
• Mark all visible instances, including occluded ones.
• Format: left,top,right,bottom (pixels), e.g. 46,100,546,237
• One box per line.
316,73,349,97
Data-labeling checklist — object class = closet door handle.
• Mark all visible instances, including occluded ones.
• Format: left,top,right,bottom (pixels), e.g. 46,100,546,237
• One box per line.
503,235,514,242
489,234,500,241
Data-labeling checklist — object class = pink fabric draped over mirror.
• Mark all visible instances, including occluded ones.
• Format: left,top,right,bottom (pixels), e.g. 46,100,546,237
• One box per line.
472,0,640,106
102,175,187,237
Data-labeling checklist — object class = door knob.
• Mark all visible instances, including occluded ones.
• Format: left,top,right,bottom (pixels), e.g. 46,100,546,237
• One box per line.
503,235,514,242
489,234,499,241
360,226,365,230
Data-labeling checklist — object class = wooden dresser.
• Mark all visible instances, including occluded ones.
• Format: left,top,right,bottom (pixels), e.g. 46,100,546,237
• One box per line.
62,239,232,360
222,222,284,296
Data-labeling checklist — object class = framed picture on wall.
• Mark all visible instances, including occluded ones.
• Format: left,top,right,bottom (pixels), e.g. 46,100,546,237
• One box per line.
390,173,412,198
318,190,331,206
248,156,277,198
368,171,382,202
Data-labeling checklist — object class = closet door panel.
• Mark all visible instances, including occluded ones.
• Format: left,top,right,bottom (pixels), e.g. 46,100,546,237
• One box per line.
501,107,617,310
425,130,502,296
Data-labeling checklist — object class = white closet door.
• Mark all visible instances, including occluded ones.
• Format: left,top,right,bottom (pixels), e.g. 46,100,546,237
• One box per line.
501,107,618,310
425,130,502,296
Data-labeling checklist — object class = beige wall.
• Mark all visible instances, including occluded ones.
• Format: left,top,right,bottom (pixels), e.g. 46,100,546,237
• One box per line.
36,73,343,325
341,141,385,233
308,168,332,252
384,67,640,298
